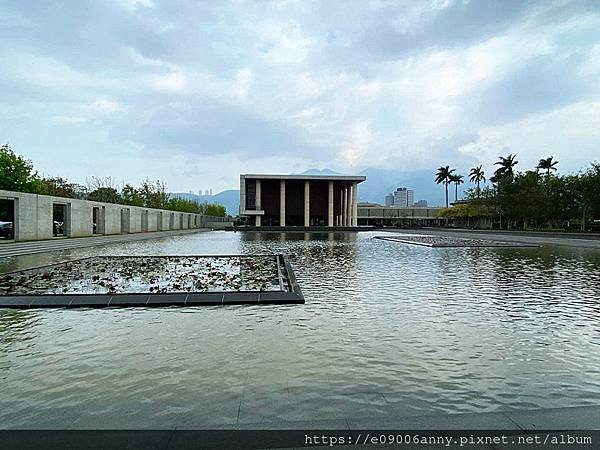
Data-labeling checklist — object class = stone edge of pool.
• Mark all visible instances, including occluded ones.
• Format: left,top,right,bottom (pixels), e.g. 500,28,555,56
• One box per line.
0,254,304,308
373,235,542,248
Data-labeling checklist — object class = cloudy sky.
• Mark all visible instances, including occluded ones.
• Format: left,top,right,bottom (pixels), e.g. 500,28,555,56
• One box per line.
1,0,599,193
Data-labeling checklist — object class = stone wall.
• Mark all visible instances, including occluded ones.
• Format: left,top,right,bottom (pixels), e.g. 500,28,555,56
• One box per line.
0,189,228,242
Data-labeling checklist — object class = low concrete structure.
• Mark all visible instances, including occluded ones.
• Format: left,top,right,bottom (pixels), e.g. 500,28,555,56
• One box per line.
240,174,366,227
0,189,229,242
357,204,444,226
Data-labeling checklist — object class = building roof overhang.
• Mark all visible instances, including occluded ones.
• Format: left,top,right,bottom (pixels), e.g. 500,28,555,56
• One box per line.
241,174,366,182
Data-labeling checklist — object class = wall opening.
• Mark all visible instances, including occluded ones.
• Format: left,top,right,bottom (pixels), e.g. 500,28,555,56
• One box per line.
141,210,149,232
53,203,69,237
179,214,183,229
157,212,163,231
120,208,130,234
92,206,105,235
309,181,328,226
169,213,174,230
0,199,15,241
285,180,304,226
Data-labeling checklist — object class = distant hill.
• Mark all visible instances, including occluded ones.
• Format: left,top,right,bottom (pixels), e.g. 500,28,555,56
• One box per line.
296,168,342,176
169,189,239,215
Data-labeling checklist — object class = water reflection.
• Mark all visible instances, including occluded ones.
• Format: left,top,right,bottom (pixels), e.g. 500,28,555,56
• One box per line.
1,230,600,427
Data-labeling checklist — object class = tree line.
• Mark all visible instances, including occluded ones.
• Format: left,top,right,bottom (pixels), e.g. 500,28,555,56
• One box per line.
0,144,226,217
435,155,600,231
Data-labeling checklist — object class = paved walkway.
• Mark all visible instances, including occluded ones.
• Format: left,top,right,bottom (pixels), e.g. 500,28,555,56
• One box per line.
387,228,600,249
197,404,599,431
0,229,210,258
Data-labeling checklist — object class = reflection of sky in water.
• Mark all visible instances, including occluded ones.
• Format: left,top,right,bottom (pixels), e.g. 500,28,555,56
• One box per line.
1,231,600,427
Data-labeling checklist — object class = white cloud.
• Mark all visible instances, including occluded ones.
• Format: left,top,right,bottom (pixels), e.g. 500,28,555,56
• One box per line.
50,115,87,125
1,0,599,191
148,72,188,93
90,99,123,114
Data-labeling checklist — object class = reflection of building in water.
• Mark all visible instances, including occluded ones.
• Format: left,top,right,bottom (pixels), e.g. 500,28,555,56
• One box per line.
240,174,366,227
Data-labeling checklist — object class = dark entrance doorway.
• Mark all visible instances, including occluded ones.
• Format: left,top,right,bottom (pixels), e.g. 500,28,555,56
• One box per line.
0,199,15,240
53,203,68,237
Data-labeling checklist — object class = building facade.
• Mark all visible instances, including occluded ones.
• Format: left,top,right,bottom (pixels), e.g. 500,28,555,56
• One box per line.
384,193,394,206
0,189,229,242
391,187,414,207
357,204,443,227
240,174,366,227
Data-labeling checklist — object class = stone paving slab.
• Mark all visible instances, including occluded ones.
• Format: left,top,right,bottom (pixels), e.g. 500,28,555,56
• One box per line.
374,235,540,248
346,411,519,430
504,405,600,430
389,228,600,249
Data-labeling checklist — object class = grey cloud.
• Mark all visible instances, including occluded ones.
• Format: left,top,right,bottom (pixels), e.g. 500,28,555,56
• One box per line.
471,51,598,125
110,101,326,160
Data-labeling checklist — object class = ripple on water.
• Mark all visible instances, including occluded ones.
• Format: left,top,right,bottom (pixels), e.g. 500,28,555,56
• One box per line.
1,231,600,427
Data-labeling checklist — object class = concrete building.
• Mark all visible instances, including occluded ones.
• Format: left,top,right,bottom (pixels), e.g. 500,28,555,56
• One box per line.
414,199,428,207
0,189,230,242
357,205,443,227
391,187,414,207
239,174,366,227
385,194,394,206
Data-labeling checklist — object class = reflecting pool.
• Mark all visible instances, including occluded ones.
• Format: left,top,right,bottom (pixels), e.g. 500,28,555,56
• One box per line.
1,230,600,428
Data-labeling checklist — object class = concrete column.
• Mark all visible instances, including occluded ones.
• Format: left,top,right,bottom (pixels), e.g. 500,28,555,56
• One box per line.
255,179,261,227
352,182,358,227
280,180,286,227
345,186,350,227
340,189,345,227
327,181,334,227
304,180,310,227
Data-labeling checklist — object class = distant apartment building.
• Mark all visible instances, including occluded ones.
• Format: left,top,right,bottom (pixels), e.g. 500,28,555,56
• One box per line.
385,194,394,206
414,199,428,207
385,187,414,207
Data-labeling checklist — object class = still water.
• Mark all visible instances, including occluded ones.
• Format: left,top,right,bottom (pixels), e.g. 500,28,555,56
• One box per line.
1,231,600,428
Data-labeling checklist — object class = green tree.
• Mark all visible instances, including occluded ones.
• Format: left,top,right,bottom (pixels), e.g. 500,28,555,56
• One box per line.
491,153,518,182
203,203,226,217
564,164,600,231
166,197,202,213
41,177,79,198
536,156,559,177
87,187,121,203
0,144,44,193
469,165,486,198
449,173,464,202
140,179,168,209
435,165,455,207
121,184,144,206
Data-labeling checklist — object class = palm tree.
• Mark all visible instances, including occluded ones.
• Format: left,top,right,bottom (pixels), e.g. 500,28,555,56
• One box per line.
469,165,486,198
435,166,455,207
491,154,518,182
449,174,464,202
536,156,558,177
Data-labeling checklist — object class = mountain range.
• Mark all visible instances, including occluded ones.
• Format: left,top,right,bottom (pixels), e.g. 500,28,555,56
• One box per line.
171,167,472,215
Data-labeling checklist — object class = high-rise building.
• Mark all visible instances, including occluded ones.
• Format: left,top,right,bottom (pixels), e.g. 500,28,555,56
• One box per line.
384,187,415,206
385,194,394,206
391,187,414,207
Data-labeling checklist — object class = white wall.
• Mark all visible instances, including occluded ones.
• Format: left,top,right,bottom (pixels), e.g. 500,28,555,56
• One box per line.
0,189,210,242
